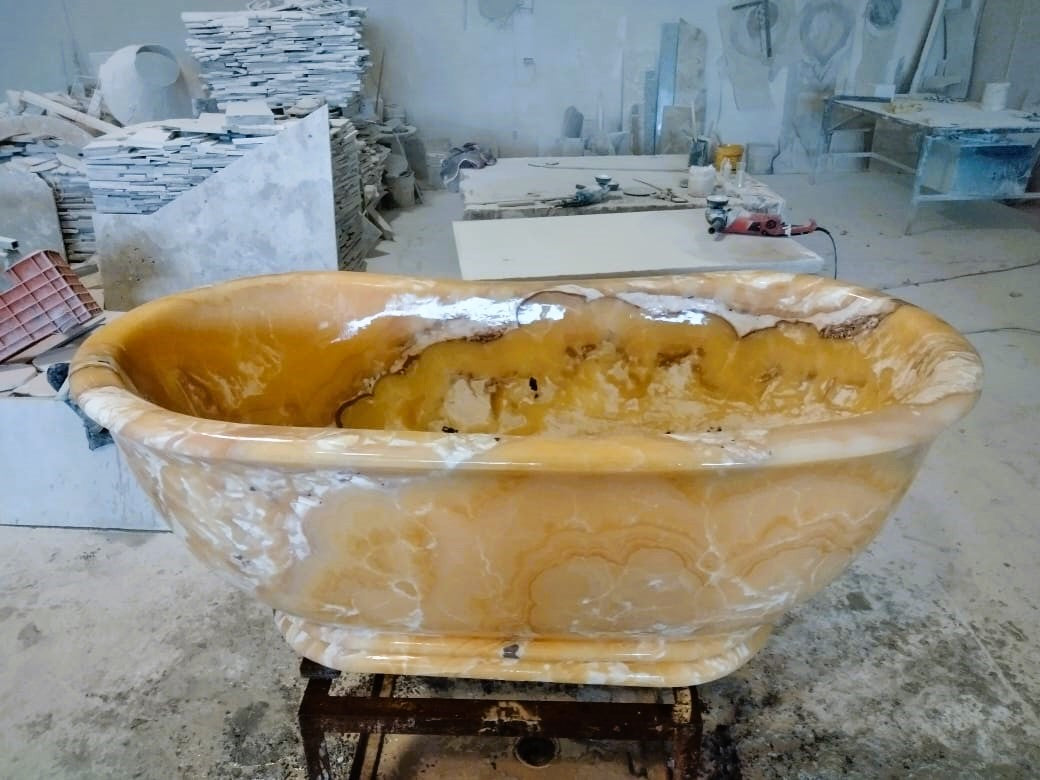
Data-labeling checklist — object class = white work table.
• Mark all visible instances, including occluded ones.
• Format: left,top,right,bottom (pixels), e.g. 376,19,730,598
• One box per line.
453,209,825,281
459,154,784,220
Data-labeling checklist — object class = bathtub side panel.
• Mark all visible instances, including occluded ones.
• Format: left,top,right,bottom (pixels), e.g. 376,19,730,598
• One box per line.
114,435,928,640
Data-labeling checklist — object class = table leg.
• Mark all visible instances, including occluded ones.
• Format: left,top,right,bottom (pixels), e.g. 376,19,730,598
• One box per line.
299,677,335,780
905,132,937,235
810,98,835,185
668,687,702,779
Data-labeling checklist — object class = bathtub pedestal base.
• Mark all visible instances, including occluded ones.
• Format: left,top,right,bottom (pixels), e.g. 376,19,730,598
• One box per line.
277,612,772,687
297,657,703,778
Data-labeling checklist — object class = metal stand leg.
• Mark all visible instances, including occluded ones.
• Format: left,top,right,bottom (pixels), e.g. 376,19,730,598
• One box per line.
296,660,706,779
299,672,336,780
905,132,934,236
811,98,835,185
669,687,703,779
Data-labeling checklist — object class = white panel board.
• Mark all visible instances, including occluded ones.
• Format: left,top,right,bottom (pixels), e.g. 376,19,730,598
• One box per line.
454,209,825,280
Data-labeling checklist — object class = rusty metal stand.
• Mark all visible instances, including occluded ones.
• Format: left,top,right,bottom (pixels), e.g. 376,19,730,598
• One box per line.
297,658,702,779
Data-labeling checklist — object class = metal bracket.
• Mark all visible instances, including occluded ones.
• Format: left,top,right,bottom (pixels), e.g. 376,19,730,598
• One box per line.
297,658,703,779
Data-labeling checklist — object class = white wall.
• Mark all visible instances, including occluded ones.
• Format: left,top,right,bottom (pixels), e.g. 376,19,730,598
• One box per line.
968,0,1040,110
360,0,787,156
0,0,244,99
1,1,956,161
1,0,788,156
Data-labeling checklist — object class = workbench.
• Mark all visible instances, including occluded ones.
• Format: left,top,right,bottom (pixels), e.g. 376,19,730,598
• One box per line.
459,154,784,220
815,96,1040,234
453,209,825,281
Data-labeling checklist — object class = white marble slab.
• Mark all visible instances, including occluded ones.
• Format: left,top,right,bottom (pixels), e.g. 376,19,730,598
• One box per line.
460,155,695,206
837,98,1040,132
0,396,164,530
0,168,64,259
458,154,784,219
0,364,37,392
96,107,340,310
453,209,825,280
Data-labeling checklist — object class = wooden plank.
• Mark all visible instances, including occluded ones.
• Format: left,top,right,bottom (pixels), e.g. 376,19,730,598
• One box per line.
17,91,120,135
367,210,394,240
453,209,825,281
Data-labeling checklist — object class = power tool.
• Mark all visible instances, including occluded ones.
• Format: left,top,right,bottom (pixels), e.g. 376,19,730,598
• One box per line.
558,174,620,208
705,195,817,238
704,195,838,278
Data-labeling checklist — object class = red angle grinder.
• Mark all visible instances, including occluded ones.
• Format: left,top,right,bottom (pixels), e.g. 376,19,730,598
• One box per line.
703,194,837,277
705,195,816,238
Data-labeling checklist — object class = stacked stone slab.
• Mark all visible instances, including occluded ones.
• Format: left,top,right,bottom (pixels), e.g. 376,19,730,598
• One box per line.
0,140,95,262
83,115,280,215
357,132,390,204
182,1,369,111
85,107,368,271
329,118,366,270
45,170,95,262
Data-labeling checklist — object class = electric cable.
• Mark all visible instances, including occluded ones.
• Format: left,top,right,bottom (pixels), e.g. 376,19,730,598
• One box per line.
814,226,838,279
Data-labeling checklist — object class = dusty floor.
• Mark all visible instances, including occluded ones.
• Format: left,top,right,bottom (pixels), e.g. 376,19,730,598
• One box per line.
2,171,1039,778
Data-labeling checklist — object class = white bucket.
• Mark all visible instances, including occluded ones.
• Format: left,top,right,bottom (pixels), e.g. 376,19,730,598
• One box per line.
981,82,1010,111
687,165,717,196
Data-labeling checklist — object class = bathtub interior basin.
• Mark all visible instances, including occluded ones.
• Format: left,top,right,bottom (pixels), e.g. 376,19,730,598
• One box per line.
70,272,982,686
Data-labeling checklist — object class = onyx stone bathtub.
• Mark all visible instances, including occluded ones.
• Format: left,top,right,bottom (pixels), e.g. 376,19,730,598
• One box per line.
69,272,982,686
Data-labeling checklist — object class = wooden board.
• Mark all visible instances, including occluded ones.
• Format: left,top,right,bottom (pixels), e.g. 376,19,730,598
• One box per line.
454,209,824,281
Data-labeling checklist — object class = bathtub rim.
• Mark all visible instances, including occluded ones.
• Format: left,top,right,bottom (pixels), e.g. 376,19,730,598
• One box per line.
68,270,982,474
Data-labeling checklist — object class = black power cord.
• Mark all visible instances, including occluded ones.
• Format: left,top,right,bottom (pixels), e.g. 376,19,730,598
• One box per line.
813,226,838,279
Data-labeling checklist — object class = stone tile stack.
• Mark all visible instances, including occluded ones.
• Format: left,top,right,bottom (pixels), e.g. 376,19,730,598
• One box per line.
357,131,390,203
83,114,281,215
329,117,366,270
45,170,95,262
0,140,95,262
182,1,369,112
84,105,369,270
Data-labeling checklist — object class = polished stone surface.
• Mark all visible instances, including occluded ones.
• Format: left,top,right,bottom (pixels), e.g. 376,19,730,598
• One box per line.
4,171,1038,777
70,271,981,686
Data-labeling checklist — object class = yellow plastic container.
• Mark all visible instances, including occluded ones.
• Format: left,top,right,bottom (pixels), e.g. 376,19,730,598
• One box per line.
714,143,744,171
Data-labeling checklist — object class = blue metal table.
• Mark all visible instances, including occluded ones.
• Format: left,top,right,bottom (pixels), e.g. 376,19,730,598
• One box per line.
814,96,1040,234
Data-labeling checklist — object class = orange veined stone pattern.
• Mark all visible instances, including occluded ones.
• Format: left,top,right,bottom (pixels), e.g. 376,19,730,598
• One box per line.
70,271,981,686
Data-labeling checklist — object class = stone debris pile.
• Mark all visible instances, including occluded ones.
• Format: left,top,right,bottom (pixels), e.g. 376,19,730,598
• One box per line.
358,130,391,196
0,138,95,263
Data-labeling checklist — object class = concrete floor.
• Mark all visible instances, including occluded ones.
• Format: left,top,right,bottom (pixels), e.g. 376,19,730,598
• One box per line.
2,171,1039,778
